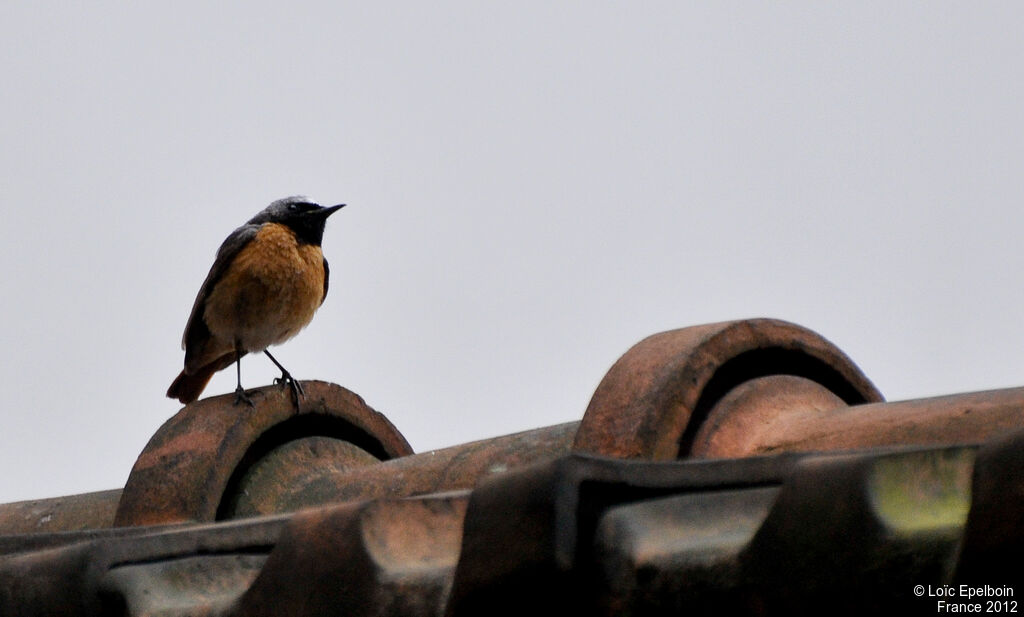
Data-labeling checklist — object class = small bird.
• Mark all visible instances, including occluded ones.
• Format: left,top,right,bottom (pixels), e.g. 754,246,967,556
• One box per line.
167,196,345,405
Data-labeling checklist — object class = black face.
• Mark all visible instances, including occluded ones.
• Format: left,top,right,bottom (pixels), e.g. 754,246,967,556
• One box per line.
249,197,345,246
283,200,321,216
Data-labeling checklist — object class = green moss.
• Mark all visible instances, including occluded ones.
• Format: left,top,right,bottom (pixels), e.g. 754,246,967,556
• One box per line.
868,447,974,534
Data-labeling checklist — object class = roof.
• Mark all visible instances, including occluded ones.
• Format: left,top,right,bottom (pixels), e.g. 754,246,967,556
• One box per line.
1,318,1021,615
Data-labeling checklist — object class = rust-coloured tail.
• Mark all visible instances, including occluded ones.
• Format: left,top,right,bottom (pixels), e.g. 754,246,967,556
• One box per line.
166,353,237,404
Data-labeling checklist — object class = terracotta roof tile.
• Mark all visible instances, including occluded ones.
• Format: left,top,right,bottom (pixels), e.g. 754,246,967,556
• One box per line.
1,318,1022,615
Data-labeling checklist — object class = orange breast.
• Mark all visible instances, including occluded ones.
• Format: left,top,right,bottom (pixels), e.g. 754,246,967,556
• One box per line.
203,223,326,352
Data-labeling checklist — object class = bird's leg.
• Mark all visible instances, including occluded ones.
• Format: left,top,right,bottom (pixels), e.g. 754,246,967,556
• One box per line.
233,351,254,407
264,349,303,406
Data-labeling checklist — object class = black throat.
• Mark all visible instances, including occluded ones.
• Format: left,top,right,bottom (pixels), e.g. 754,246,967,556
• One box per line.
284,217,327,246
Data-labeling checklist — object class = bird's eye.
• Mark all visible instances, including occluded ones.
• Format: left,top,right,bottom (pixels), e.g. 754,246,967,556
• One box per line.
288,203,299,212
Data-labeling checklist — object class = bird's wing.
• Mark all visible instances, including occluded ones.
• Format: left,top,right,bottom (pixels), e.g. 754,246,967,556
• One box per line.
321,257,330,304
180,223,261,352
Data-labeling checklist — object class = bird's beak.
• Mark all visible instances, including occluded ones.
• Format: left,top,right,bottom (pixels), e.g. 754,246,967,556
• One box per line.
321,203,345,217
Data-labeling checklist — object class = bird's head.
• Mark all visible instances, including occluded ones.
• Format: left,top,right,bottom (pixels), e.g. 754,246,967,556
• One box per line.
249,196,345,246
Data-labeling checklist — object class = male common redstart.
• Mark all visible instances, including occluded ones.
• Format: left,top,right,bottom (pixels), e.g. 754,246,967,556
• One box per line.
167,196,345,405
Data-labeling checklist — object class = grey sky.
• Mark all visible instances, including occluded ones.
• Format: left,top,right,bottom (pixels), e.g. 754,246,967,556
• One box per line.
2,3,1023,503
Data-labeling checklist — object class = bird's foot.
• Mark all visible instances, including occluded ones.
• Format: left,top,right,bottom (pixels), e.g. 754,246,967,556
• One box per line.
233,385,255,407
274,371,304,407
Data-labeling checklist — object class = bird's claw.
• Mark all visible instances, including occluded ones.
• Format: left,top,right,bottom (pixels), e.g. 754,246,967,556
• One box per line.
274,371,304,407
233,385,255,407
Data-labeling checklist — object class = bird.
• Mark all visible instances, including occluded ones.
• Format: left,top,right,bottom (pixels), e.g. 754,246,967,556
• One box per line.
167,196,345,406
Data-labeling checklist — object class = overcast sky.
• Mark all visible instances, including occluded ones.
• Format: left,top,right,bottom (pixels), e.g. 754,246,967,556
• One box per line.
2,3,1023,504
